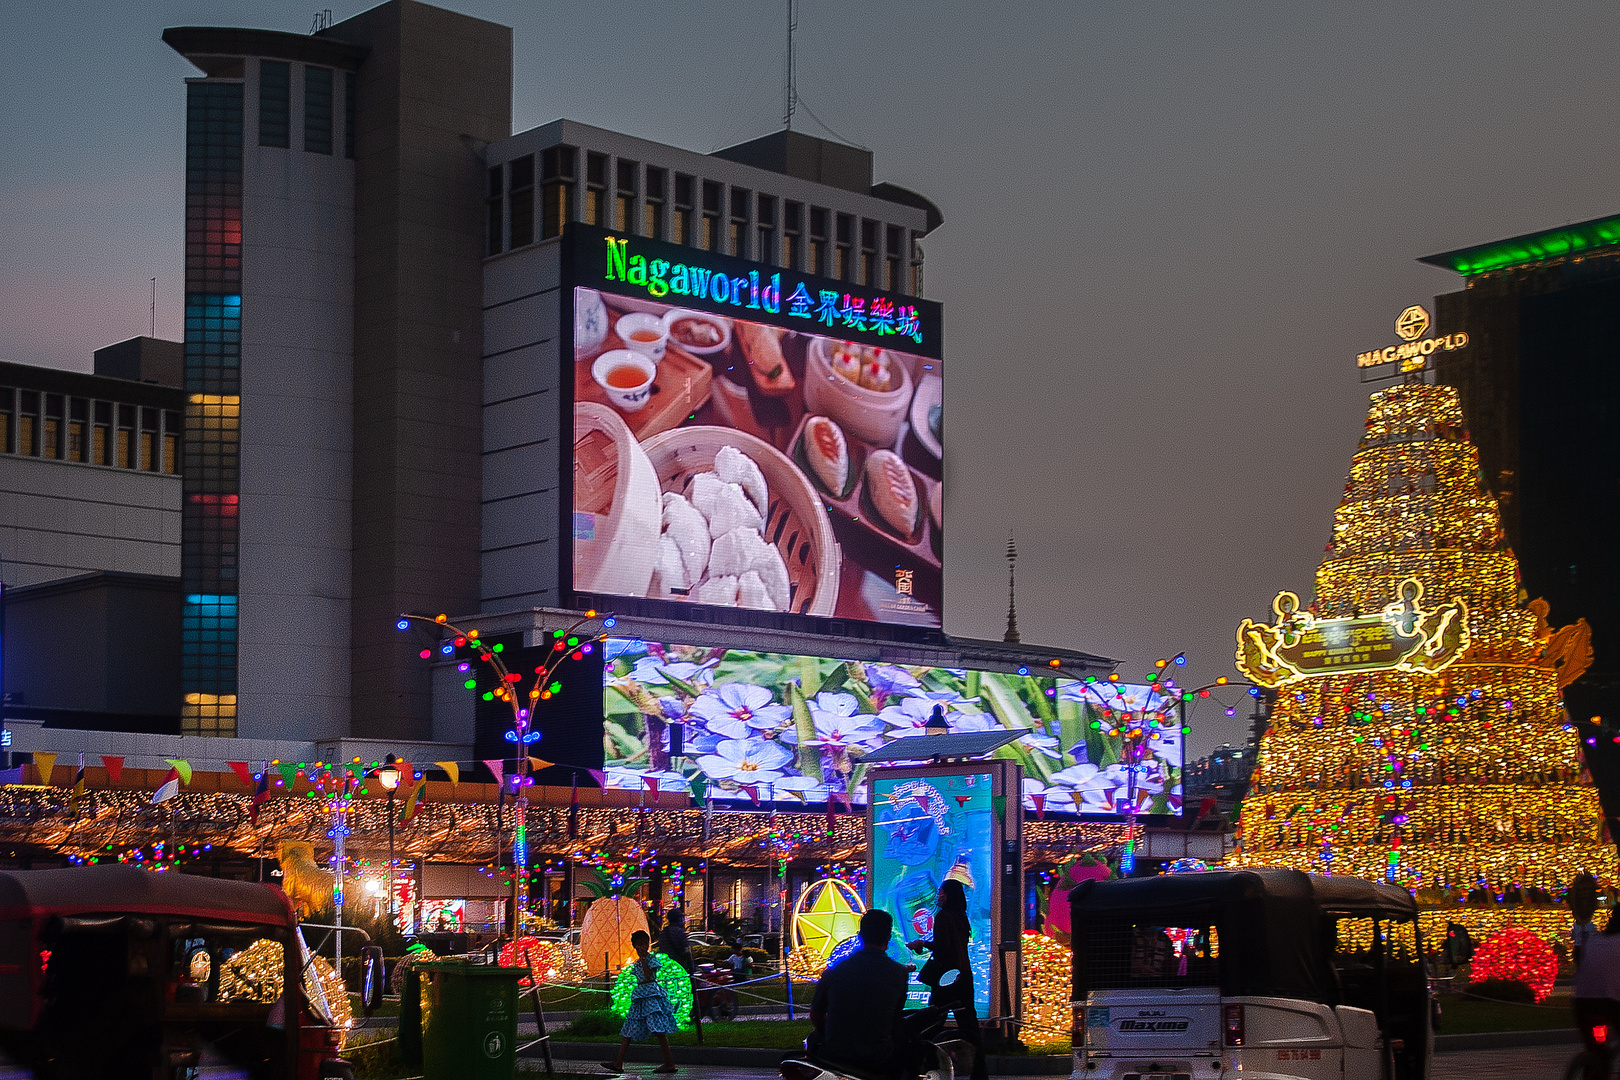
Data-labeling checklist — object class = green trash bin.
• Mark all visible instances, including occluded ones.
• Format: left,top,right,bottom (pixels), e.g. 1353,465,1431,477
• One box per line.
417,961,529,1080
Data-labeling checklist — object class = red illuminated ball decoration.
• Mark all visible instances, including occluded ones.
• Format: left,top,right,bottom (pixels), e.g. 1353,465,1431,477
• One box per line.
1470,925,1558,1001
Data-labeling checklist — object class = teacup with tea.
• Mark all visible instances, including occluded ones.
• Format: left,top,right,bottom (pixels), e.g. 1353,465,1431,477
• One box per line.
591,349,656,413
615,312,668,363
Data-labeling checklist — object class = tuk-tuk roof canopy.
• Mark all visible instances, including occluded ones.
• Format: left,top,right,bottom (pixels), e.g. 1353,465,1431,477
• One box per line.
1071,867,1416,922
0,866,293,926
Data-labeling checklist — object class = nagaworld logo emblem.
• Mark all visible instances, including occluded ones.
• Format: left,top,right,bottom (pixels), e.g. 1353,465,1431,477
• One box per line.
602,237,923,345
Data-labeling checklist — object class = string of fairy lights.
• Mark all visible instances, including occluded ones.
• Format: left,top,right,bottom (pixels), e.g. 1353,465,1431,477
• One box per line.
1233,382,1614,901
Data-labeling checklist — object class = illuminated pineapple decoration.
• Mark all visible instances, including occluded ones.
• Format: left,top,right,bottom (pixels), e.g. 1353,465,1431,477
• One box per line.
1232,382,1611,915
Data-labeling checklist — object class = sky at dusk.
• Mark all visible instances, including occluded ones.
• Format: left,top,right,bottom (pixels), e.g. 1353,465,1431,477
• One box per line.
4,1,1618,754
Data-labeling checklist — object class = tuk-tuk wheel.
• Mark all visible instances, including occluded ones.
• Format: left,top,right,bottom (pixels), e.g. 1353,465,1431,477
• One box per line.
319,1062,355,1080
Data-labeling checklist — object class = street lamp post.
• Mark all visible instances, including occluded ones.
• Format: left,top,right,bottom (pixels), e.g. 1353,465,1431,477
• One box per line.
397,609,609,940
375,756,402,928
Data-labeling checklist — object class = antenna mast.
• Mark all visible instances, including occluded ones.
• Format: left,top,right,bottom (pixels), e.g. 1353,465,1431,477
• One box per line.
784,0,798,130
150,278,156,337
1004,536,1021,644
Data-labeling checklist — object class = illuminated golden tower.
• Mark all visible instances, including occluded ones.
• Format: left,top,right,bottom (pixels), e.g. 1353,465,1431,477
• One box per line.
1231,382,1610,925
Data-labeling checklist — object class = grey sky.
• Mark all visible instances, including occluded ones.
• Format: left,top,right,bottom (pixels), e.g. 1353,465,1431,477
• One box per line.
4,1,1617,754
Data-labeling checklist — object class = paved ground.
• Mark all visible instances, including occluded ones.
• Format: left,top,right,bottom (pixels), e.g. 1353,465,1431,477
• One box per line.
523,1045,1585,1079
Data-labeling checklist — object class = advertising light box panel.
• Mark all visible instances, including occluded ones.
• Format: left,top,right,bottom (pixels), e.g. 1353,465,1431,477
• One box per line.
869,768,995,1015
567,224,945,629
601,638,1184,816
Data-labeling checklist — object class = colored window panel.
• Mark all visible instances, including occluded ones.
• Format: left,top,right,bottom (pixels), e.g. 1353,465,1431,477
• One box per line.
259,61,290,148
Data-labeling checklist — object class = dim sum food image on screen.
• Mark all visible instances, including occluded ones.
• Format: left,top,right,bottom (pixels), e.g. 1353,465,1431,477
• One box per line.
571,280,943,628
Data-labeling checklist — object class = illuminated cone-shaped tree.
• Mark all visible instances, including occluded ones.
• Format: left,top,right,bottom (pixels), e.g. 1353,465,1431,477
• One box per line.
1231,382,1611,929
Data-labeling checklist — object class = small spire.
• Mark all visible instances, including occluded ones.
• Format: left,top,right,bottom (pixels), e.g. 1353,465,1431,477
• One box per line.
1004,536,1021,644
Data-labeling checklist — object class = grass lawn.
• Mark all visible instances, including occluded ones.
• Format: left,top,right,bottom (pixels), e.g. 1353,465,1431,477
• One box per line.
559,1019,816,1050
1437,993,1575,1034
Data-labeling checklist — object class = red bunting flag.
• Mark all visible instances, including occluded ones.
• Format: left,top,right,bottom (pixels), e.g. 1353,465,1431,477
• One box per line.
645,777,660,799
483,759,504,789
100,756,124,785
740,784,760,806
226,761,254,788
1031,794,1046,820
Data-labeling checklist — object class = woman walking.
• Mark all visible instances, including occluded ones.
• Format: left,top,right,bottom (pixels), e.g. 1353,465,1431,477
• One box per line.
908,879,988,1080
601,930,680,1074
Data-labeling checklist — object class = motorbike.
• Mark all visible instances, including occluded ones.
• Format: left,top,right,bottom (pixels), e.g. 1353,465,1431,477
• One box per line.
780,972,976,1080
694,962,739,1021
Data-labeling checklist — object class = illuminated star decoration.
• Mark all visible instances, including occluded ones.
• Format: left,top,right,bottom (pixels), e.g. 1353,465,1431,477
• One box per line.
793,878,865,958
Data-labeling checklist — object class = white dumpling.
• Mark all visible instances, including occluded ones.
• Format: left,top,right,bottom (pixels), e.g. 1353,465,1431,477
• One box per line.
688,471,726,521
737,571,777,611
713,445,769,519
752,539,792,610
709,527,767,578
660,492,710,581
693,575,739,605
704,481,764,538
650,533,691,598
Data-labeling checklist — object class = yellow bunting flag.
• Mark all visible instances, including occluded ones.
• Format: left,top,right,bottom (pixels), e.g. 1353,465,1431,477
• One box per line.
434,761,460,787
399,779,428,823
32,753,57,785
528,758,552,773
164,759,193,785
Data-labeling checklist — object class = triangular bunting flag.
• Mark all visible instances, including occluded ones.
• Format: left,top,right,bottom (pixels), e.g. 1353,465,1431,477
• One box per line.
226,761,254,788
991,793,1007,824
399,779,428,823
645,777,660,799
249,769,272,824
275,761,301,787
1031,794,1046,820
434,761,460,787
164,759,193,786
101,756,124,785
528,757,551,773
914,794,931,812
32,753,57,786
740,784,760,806
483,759,504,789
587,768,606,788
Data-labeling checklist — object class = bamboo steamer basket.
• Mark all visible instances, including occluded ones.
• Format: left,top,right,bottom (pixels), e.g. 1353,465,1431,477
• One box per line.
804,337,915,446
572,402,661,597
640,426,840,616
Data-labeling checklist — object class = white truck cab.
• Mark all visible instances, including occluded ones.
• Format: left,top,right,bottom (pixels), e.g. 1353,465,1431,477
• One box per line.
1068,868,1432,1080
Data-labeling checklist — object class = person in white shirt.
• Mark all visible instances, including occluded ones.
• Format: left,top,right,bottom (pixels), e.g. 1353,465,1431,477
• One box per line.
1573,915,1620,1057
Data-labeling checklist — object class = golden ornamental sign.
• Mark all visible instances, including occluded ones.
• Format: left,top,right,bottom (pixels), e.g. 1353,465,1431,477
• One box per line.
1356,304,1467,377
1236,578,1469,687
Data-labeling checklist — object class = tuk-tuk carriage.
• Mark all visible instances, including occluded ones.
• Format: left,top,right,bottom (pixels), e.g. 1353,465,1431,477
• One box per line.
0,865,352,1078
1070,868,1432,1080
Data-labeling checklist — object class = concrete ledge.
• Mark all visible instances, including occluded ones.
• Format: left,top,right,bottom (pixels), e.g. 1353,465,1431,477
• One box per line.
1434,1027,1579,1051
539,1042,1069,1074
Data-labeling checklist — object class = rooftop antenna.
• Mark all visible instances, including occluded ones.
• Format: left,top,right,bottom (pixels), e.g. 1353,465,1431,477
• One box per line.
149,278,156,337
783,0,798,130
311,9,332,33
1003,536,1021,644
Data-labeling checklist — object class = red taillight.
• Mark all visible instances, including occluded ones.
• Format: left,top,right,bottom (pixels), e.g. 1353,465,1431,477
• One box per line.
1223,1004,1245,1047
1596,1024,1609,1045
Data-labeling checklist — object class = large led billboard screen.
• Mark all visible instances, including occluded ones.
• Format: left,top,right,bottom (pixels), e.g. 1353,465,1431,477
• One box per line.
568,225,945,629
601,638,1184,816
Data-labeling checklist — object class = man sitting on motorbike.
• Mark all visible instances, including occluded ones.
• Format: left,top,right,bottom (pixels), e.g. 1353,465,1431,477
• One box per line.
810,909,910,1077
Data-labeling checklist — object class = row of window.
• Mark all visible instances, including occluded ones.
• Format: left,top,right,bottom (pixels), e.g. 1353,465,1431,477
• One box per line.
258,59,355,159
487,145,923,294
0,388,179,473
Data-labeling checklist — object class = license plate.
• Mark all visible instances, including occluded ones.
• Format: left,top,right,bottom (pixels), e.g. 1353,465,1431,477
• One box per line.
1143,1074,1174,1080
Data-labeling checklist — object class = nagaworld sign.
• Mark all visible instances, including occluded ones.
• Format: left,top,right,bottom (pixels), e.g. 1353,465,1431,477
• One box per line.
1356,304,1467,376
600,235,925,346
